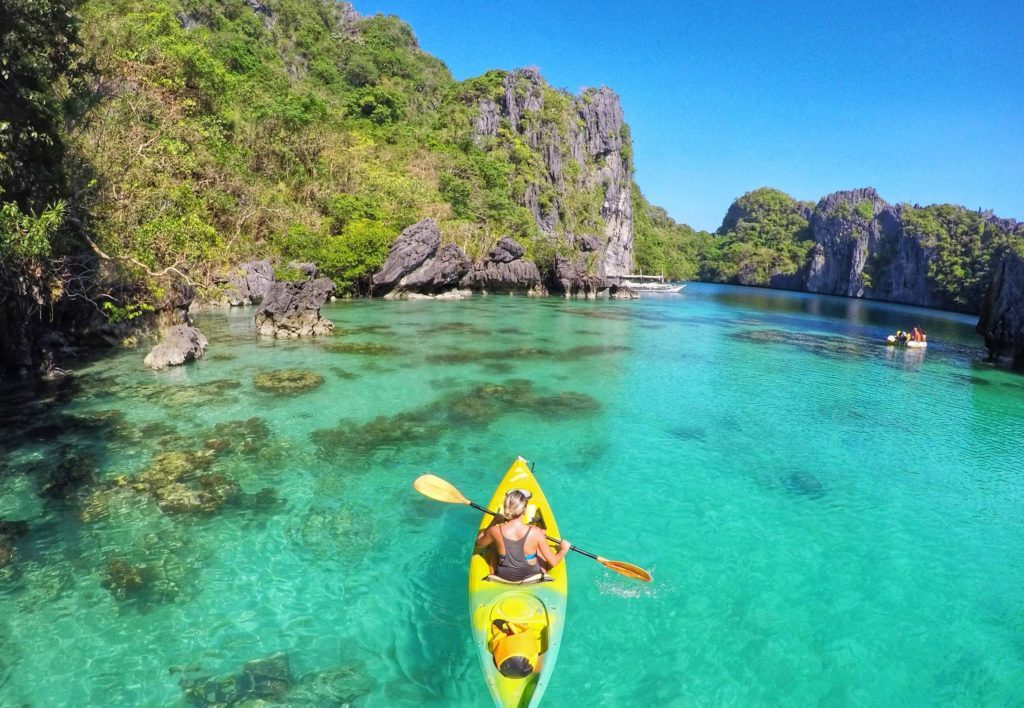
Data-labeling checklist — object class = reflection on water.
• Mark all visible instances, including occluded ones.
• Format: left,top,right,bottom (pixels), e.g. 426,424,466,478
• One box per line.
707,283,977,343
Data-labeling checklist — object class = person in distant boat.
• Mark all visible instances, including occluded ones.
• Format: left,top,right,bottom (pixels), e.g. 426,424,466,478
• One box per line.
475,489,571,582
912,326,925,342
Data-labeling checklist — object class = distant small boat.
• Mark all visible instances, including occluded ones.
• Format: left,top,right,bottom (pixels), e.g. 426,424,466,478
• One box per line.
616,274,686,293
886,332,927,348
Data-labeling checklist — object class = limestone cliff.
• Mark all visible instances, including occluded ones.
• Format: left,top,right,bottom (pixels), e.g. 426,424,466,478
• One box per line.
719,187,1023,314
468,69,634,283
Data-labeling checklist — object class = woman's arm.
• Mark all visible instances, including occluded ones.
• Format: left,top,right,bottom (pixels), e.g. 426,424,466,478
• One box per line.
475,526,494,549
533,529,571,568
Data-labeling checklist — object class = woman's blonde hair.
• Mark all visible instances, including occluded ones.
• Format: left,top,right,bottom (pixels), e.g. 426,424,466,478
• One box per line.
501,489,529,520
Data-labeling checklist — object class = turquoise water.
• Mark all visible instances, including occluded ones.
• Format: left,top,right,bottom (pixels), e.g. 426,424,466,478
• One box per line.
1,283,1022,706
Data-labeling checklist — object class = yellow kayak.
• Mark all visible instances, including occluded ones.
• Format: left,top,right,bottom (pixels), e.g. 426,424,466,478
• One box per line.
468,457,567,708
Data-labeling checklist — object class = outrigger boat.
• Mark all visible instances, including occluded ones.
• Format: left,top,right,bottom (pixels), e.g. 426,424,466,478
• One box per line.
468,458,567,708
616,273,686,293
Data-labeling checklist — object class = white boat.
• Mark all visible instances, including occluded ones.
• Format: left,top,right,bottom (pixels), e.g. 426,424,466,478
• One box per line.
616,274,686,293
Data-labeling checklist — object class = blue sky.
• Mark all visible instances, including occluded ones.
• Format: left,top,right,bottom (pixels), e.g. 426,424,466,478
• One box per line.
352,1,1023,231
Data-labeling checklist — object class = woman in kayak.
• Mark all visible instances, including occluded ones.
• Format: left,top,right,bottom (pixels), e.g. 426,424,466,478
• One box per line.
475,489,572,582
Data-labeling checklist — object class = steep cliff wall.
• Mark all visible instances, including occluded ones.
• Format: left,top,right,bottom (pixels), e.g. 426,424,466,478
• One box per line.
977,246,1024,367
715,187,1022,314
468,69,634,280
800,188,935,303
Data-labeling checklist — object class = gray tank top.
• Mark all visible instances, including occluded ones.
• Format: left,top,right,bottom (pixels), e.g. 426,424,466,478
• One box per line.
497,526,540,581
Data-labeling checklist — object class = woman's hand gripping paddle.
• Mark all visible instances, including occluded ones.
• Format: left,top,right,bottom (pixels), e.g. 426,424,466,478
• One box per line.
413,474,652,583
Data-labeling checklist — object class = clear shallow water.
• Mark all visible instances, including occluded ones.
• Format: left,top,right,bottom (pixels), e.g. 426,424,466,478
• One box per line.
1,283,1022,706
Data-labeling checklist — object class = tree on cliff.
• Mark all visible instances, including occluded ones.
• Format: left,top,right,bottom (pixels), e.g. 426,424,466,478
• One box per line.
0,0,90,212
0,0,93,273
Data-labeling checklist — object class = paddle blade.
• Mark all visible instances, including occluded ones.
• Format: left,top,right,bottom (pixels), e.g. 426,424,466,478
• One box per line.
598,558,653,583
413,474,471,505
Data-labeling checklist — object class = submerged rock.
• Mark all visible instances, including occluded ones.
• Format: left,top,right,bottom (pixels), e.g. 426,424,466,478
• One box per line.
324,342,399,356
242,652,292,699
180,652,293,707
101,449,241,515
289,662,373,704
38,451,97,500
144,325,208,370
310,378,601,459
205,417,272,455
253,369,325,395
781,471,826,499
0,520,28,569
101,556,152,601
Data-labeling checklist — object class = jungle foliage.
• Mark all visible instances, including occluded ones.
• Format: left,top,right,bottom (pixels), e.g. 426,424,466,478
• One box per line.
902,204,1019,310
704,188,814,286
4,0,1018,316
63,0,621,296
632,186,710,281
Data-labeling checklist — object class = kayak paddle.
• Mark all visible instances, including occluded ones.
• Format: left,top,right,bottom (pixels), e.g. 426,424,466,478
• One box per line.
413,473,652,583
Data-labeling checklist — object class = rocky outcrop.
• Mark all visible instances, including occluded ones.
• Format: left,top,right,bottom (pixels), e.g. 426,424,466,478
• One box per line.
371,223,623,297
401,244,470,293
977,246,1024,367
243,0,273,20
800,188,911,300
225,260,273,306
0,261,202,380
461,237,545,295
255,277,334,337
181,652,293,706
468,69,634,279
548,235,614,297
370,219,469,297
372,224,547,296
144,325,208,370
152,281,198,330
473,99,500,141
551,254,605,298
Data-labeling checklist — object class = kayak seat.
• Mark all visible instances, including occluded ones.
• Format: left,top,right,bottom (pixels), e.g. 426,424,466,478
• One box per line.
485,573,553,585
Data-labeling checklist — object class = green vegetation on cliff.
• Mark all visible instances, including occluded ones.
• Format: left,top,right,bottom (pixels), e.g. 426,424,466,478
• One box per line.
0,0,87,271
705,188,814,286
902,204,1018,310
74,0,454,292
62,0,630,298
632,186,709,280
3,0,1019,343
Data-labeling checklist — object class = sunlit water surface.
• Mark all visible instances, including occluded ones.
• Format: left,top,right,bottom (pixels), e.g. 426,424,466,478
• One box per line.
1,283,1022,706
